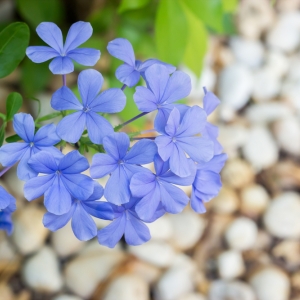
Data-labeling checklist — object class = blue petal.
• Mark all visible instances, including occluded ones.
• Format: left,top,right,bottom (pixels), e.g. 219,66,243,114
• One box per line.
26,46,59,63
124,139,157,165
107,38,135,66
36,22,63,53
51,86,83,111
17,147,38,181
161,71,191,104
154,107,172,133
33,124,60,146
104,166,131,205
203,91,220,116
169,144,191,177
103,133,130,161
165,107,180,136
0,142,28,166
138,59,176,74
13,113,35,142
78,69,103,107
49,56,74,75
0,186,14,210
159,181,189,214
85,181,104,201
68,48,100,66
190,189,207,214
44,176,72,215
86,112,114,144
125,212,151,245
28,151,58,174
90,88,126,113
197,153,227,173
71,202,97,241
97,214,126,248
43,205,75,231
134,86,158,112
0,212,14,235
56,112,86,143
177,137,214,162
155,135,174,161
90,153,118,178
116,64,140,87
83,201,113,220
59,150,89,174
64,22,93,52
61,173,94,200
24,174,55,201
38,146,63,161
130,172,156,198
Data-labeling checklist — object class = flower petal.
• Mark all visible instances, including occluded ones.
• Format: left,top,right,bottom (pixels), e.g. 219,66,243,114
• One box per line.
90,88,126,113
28,151,57,174
138,59,176,74
169,144,191,177
0,186,14,210
155,135,174,161
13,113,35,142
86,112,114,144
130,172,156,198
0,142,28,167
190,189,207,213
165,107,180,136
107,38,135,66
43,206,75,231
97,214,126,248
103,132,130,161
90,153,118,178
116,64,140,87
56,112,86,143
134,86,158,112
49,56,74,75
26,46,59,63
34,124,60,146
67,48,100,66
197,153,227,173
17,147,38,181
203,91,220,115
59,150,89,174
83,201,113,220
51,86,83,111
64,21,93,52
36,22,63,53
85,181,104,201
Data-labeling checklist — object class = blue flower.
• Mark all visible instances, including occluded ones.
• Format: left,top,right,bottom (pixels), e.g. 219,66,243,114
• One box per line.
155,106,214,177
133,64,191,131
0,113,61,181
43,181,114,241
130,155,196,220
90,132,157,205
97,197,164,248
107,38,176,87
24,150,94,215
26,21,100,74
0,186,16,235
191,154,227,213
51,69,126,144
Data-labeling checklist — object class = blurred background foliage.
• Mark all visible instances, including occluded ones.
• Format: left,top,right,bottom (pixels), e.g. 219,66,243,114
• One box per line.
0,0,238,130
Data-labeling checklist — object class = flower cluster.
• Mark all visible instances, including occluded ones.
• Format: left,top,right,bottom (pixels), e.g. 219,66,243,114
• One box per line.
0,21,227,247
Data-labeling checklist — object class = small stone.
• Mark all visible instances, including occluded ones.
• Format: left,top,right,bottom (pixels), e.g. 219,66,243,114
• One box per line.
211,186,239,214
267,12,300,53
0,232,17,261
128,240,176,268
264,192,300,238
129,260,161,284
12,205,49,255
103,274,149,300
253,230,272,250
177,293,206,300
265,51,289,78
209,280,256,300
22,246,63,293
242,126,278,171
53,295,82,300
0,284,14,300
169,210,207,251
225,217,258,251
222,158,254,189
51,221,84,257
230,37,264,68
217,250,245,279
249,266,290,300
291,271,300,290
240,184,270,216
147,215,173,241
274,117,300,155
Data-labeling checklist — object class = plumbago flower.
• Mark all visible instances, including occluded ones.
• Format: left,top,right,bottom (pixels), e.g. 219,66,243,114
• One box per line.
0,186,16,235
26,22,100,74
43,182,113,241
0,113,61,181
51,69,126,144
107,38,176,87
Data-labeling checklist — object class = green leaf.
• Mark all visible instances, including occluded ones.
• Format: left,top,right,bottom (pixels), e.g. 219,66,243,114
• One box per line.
28,97,41,118
16,0,64,28
0,113,6,121
6,134,22,143
155,0,188,65
222,0,238,12
0,22,30,79
35,112,62,123
6,92,23,121
0,124,5,147
184,0,223,33
181,3,208,77
118,0,150,13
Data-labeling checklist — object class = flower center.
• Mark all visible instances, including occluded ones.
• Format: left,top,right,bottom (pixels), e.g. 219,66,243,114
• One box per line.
118,159,124,165
29,142,34,147
83,106,90,113
172,137,177,143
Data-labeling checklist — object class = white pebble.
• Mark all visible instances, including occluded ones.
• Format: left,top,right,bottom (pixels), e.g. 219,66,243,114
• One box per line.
242,126,278,171
218,250,245,279
22,246,63,293
53,296,82,300
177,293,206,300
249,267,290,300
225,217,258,251
147,215,173,241
211,186,239,214
264,192,300,238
